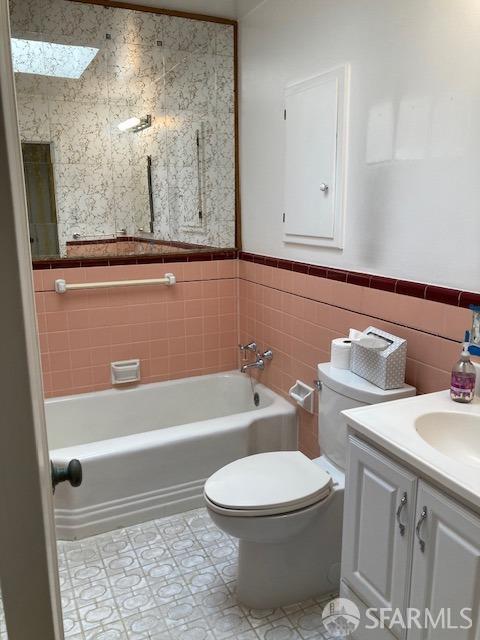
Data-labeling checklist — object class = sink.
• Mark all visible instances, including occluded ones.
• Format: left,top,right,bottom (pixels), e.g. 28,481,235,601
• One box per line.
415,412,480,467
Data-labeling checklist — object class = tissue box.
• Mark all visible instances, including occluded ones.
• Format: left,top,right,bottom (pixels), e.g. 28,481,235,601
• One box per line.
351,327,407,390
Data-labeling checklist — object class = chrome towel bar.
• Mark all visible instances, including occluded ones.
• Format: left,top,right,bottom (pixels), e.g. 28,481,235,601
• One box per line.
54,273,176,293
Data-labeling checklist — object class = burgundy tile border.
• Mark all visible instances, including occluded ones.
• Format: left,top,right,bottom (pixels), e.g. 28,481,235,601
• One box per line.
425,286,461,306
395,280,426,299
459,291,480,308
346,272,371,287
370,276,396,292
239,251,478,309
326,268,347,282
292,262,309,274
309,265,328,279
33,249,238,270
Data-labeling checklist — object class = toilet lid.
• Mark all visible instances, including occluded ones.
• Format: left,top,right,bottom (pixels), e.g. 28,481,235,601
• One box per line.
204,451,332,515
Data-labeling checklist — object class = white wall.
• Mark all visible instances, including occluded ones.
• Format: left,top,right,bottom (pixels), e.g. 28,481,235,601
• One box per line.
124,0,237,19
239,0,480,291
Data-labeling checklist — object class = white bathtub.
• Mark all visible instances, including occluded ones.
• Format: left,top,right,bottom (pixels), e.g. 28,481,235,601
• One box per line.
47,371,297,540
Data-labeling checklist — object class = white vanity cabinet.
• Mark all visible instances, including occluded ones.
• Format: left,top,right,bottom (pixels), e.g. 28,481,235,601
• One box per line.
342,436,480,640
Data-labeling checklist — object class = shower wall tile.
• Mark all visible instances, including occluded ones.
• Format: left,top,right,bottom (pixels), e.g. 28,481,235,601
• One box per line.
34,260,238,398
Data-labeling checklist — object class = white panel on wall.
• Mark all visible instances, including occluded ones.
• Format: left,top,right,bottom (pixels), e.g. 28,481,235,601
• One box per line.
283,65,349,249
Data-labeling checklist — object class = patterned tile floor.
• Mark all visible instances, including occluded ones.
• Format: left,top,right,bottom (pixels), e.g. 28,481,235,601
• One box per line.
0,508,337,640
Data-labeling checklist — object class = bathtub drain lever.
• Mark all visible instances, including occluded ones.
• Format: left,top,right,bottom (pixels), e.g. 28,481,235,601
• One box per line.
51,459,83,494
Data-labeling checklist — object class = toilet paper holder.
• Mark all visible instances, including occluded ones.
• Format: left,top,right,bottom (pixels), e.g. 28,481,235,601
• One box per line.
289,380,315,413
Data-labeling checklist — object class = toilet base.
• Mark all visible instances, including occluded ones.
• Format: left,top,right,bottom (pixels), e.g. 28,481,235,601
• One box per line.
236,491,343,609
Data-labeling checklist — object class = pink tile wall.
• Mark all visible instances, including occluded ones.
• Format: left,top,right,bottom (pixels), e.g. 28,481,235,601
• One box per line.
238,260,470,458
34,260,238,398
33,256,472,458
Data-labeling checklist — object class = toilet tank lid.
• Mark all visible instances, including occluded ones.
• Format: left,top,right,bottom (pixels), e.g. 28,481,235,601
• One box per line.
317,362,416,404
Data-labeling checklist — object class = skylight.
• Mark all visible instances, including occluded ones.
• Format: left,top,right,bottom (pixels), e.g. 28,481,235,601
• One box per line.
11,38,99,79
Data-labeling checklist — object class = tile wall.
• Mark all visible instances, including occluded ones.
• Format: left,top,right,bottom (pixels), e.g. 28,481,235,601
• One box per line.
34,259,238,398
34,254,474,458
238,259,472,458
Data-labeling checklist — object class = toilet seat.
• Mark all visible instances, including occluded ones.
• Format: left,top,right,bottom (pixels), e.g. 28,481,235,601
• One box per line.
204,451,332,517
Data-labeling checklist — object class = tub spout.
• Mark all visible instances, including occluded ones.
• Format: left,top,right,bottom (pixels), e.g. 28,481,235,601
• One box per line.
241,358,265,373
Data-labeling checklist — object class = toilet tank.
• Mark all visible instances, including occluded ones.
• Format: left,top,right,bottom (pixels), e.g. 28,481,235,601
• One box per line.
317,363,416,470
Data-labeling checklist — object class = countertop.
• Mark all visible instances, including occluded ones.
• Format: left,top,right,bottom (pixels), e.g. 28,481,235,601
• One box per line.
343,391,480,512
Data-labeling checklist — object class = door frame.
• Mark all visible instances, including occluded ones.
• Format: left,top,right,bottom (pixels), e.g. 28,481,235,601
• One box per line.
0,2,64,638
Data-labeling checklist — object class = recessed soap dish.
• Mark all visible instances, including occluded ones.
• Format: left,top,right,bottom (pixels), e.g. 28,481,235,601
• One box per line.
111,359,140,385
289,380,315,413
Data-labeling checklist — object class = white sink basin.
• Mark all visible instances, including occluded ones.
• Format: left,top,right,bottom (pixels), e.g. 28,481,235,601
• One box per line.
344,391,480,511
415,412,480,468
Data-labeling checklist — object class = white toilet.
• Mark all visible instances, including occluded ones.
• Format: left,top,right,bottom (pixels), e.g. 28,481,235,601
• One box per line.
204,362,416,609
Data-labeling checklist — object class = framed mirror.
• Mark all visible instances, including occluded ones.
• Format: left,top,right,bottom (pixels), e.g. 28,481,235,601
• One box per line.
9,0,238,265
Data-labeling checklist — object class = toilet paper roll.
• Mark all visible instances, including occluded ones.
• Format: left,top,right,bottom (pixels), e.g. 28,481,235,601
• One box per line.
331,338,352,370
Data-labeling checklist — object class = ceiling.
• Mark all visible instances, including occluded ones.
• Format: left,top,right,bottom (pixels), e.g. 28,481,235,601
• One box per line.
121,0,265,19
234,0,265,19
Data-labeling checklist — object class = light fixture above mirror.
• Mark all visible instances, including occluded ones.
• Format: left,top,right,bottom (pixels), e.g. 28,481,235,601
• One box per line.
117,115,152,133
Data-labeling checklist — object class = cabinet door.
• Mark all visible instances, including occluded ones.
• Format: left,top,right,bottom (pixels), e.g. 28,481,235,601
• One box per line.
341,580,398,640
408,482,480,640
342,437,417,633
283,65,348,248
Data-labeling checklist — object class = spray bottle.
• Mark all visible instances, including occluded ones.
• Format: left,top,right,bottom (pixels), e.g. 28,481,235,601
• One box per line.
450,331,476,403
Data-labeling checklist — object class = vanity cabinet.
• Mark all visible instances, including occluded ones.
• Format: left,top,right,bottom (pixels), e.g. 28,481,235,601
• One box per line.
342,436,480,640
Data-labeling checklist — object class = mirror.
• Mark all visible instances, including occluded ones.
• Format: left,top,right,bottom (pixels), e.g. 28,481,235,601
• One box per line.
9,0,237,261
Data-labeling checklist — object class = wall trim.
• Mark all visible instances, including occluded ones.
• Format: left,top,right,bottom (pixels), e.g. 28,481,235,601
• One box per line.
33,249,238,270
239,252,480,309
34,248,479,309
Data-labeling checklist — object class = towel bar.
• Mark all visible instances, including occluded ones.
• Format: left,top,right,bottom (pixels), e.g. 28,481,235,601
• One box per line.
54,273,176,293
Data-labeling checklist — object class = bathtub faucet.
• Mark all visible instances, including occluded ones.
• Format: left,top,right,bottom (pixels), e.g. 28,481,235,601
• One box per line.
240,350,273,373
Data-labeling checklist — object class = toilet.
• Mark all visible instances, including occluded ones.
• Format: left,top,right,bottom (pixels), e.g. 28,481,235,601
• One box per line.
204,362,416,609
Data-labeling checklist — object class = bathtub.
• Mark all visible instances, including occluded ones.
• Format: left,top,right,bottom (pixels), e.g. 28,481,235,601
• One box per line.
47,371,297,540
